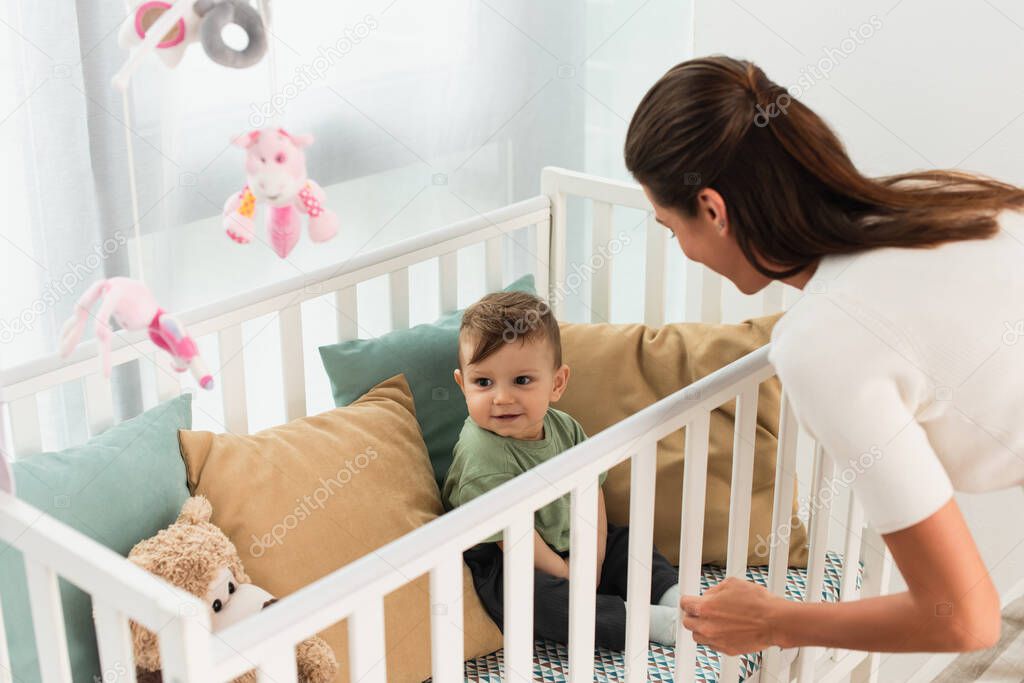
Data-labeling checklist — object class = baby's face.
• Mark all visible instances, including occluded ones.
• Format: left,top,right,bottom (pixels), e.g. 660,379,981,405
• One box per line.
455,336,569,440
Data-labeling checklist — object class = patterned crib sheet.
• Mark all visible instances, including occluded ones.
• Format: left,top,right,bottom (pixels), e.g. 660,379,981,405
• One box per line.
443,550,861,683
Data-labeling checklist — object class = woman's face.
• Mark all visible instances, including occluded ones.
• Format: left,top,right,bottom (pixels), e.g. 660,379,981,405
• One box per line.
641,184,775,295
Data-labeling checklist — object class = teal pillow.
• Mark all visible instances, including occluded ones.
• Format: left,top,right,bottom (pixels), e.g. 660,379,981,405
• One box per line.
0,394,192,683
319,274,537,485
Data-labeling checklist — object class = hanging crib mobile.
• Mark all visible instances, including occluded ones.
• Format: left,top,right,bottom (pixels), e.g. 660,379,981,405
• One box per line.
117,0,268,71
92,0,334,398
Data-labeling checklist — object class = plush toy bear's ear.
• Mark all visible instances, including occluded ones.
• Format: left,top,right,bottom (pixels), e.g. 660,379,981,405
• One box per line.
231,130,260,148
177,496,213,524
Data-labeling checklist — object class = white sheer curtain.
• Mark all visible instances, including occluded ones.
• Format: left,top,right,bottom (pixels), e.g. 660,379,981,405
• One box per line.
1,0,689,445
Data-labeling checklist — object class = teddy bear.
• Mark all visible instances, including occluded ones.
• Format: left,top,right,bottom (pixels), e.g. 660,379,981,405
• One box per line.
126,496,338,683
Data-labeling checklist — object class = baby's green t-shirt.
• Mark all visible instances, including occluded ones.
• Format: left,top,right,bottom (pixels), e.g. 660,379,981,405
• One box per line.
441,407,608,551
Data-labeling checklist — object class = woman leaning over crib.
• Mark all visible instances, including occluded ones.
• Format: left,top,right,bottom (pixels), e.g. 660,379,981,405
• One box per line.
624,55,1024,656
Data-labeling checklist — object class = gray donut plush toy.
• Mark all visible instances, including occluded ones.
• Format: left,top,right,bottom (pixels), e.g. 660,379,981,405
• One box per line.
195,0,268,68
119,0,268,70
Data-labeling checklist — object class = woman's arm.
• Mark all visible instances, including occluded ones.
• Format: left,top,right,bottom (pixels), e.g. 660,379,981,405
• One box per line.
680,498,1002,655
497,531,569,578
775,497,1000,651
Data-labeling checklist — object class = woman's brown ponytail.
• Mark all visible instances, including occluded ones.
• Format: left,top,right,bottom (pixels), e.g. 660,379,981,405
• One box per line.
625,56,1024,279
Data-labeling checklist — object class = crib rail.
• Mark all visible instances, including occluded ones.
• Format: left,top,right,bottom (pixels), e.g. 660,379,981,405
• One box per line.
206,341,876,683
540,167,787,325
0,195,550,455
0,491,210,682
207,346,776,682
0,167,891,683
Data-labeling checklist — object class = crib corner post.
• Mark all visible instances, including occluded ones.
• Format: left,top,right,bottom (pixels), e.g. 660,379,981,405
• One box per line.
0,399,14,495
540,167,567,316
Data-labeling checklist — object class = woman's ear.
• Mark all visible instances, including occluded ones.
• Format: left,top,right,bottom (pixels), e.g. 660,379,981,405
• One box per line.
550,364,571,402
699,188,729,235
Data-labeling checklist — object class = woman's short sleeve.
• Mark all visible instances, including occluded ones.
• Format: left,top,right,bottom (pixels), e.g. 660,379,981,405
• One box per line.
769,295,955,534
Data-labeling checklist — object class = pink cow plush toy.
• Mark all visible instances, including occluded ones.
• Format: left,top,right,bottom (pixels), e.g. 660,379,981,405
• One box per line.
59,278,214,390
223,128,339,259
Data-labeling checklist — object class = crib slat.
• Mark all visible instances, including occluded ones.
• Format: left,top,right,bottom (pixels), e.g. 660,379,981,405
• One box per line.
624,442,657,683
568,481,599,683
350,599,387,683
762,393,799,681
257,646,298,682
0,593,11,683
23,558,72,683
503,514,534,683
92,601,138,683
796,443,835,683
830,492,867,665
547,188,568,317
485,236,503,292
725,387,759,578
767,393,799,595
533,220,551,305
644,214,665,327
720,653,742,682
684,260,722,323
430,555,465,683
9,395,42,458
335,286,358,341
762,280,785,315
805,444,834,603
157,609,211,682
279,304,307,421
85,373,115,436
218,325,249,434
389,268,410,331
673,411,710,683
590,200,613,322
439,252,459,314
841,496,865,601
849,527,893,683
683,259,702,322
719,388,760,683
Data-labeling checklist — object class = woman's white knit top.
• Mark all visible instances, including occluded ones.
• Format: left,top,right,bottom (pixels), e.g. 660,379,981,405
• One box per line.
769,210,1024,533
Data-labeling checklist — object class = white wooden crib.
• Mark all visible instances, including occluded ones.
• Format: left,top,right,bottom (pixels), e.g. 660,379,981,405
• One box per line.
0,167,894,683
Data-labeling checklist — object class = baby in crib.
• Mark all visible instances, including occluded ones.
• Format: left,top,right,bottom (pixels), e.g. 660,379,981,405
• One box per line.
441,291,681,649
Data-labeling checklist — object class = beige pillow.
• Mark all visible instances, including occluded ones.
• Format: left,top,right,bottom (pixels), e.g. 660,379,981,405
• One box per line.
179,374,502,683
557,315,809,568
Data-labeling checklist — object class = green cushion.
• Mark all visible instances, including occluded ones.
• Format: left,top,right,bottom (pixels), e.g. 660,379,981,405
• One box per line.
0,394,193,683
319,274,537,486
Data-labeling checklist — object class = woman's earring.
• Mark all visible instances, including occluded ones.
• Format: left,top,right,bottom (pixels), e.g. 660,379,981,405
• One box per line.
718,220,726,232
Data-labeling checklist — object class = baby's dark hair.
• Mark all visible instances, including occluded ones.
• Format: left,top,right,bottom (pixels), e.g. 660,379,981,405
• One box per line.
459,291,561,367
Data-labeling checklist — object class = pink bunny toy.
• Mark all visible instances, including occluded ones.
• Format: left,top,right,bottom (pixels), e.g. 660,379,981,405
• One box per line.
59,278,214,390
222,128,339,259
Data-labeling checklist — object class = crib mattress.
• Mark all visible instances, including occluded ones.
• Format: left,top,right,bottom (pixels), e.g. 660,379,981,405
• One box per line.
442,551,860,683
